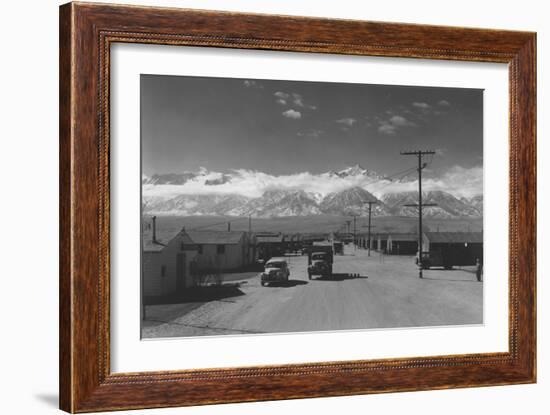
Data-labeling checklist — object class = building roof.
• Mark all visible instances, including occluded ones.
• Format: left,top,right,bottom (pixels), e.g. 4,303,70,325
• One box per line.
425,232,483,244
187,230,245,245
312,241,332,247
142,228,197,252
388,233,419,242
256,235,284,244
143,239,168,252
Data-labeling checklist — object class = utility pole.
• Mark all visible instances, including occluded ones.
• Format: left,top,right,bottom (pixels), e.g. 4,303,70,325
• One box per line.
401,150,436,278
248,214,252,233
346,220,351,238
366,201,377,256
353,215,357,250
227,221,231,232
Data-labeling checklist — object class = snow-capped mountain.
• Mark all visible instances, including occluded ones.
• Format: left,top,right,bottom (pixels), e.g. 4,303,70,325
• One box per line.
228,190,322,217
142,166,483,218
142,167,218,186
142,194,249,216
327,164,385,180
142,172,198,185
320,187,389,216
461,195,483,214
382,190,482,218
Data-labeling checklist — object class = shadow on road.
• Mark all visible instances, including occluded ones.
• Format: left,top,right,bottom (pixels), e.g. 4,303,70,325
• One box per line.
314,273,368,281
421,276,481,283
145,284,246,306
263,279,309,287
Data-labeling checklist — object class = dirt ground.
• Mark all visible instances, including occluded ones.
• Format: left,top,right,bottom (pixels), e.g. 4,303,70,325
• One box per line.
142,245,483,338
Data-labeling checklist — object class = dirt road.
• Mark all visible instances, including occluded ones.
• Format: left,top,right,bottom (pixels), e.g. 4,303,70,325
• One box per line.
142,245,483,338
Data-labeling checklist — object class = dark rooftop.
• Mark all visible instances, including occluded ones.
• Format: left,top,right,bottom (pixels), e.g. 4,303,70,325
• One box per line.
389,233,419,242
142,228,196,252
425,232,483,244
256,235,284,244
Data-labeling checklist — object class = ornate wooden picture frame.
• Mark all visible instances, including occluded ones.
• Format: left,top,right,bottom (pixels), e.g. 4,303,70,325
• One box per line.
59,2,536,412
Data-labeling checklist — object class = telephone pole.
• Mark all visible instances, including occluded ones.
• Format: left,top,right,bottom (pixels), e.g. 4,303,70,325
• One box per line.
353,215,357,250
401,150,436,278
366,201,377,256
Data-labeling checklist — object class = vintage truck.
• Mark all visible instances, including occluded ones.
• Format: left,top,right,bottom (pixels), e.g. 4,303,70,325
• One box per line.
307,242,334,279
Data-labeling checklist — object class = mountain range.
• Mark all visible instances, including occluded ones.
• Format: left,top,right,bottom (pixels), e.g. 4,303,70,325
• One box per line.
142,166,483,219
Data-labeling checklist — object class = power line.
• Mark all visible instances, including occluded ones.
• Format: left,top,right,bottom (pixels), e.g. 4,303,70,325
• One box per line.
374,166,418,193
381,165,418,181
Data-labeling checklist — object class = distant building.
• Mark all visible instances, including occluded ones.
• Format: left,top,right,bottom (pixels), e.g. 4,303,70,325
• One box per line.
387,233,419,255
256,233,284,261
187,230,255,272
282,233,302,253
423,232,483,267
374,233,389,252
142,217,198,298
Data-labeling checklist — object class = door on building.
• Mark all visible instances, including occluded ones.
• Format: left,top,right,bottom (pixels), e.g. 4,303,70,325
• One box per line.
176,253,186,292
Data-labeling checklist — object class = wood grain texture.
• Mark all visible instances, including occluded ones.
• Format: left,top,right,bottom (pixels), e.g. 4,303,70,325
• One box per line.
59,2,536,412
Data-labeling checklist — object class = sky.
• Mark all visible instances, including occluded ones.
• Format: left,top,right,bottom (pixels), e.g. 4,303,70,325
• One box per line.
141,75,483,197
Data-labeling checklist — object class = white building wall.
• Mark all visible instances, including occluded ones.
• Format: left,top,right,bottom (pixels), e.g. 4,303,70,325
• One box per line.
142,233,198,297
194,242,245,272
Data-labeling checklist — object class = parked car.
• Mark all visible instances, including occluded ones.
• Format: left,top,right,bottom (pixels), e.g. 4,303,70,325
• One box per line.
260,258,290,286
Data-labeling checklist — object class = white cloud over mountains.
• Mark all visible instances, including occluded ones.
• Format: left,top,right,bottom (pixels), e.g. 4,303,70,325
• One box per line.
335,118,357,127
143,165,483,201
282,109,302,119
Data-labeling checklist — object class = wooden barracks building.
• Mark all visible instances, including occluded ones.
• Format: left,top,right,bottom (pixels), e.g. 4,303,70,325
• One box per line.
187,230,256,272
142,217,198,298
142,217,257,298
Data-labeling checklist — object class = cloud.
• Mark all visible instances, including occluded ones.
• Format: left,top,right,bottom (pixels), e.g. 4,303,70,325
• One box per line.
377,115,416,135
293,93,304,107
378,123,397,135
297,129,323,138
389,115,415,127
335,118,356,127
243,80,263,88
274,91,289,99
438,100,451,106
274,91,317,110
282,109,302,119
142,165,483,200
412,102,431,109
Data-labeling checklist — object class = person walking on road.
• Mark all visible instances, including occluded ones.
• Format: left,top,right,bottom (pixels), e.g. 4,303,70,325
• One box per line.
475,258,483,282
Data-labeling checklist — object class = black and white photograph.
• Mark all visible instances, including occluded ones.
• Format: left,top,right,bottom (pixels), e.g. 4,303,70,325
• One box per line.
140,74,484,339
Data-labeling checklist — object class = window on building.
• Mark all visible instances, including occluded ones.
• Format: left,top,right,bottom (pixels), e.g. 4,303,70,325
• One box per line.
217,244,225,255
197,244,203,254
161,265,166,277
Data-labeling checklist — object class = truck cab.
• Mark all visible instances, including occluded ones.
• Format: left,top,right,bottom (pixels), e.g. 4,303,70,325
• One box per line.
307,244,334,279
